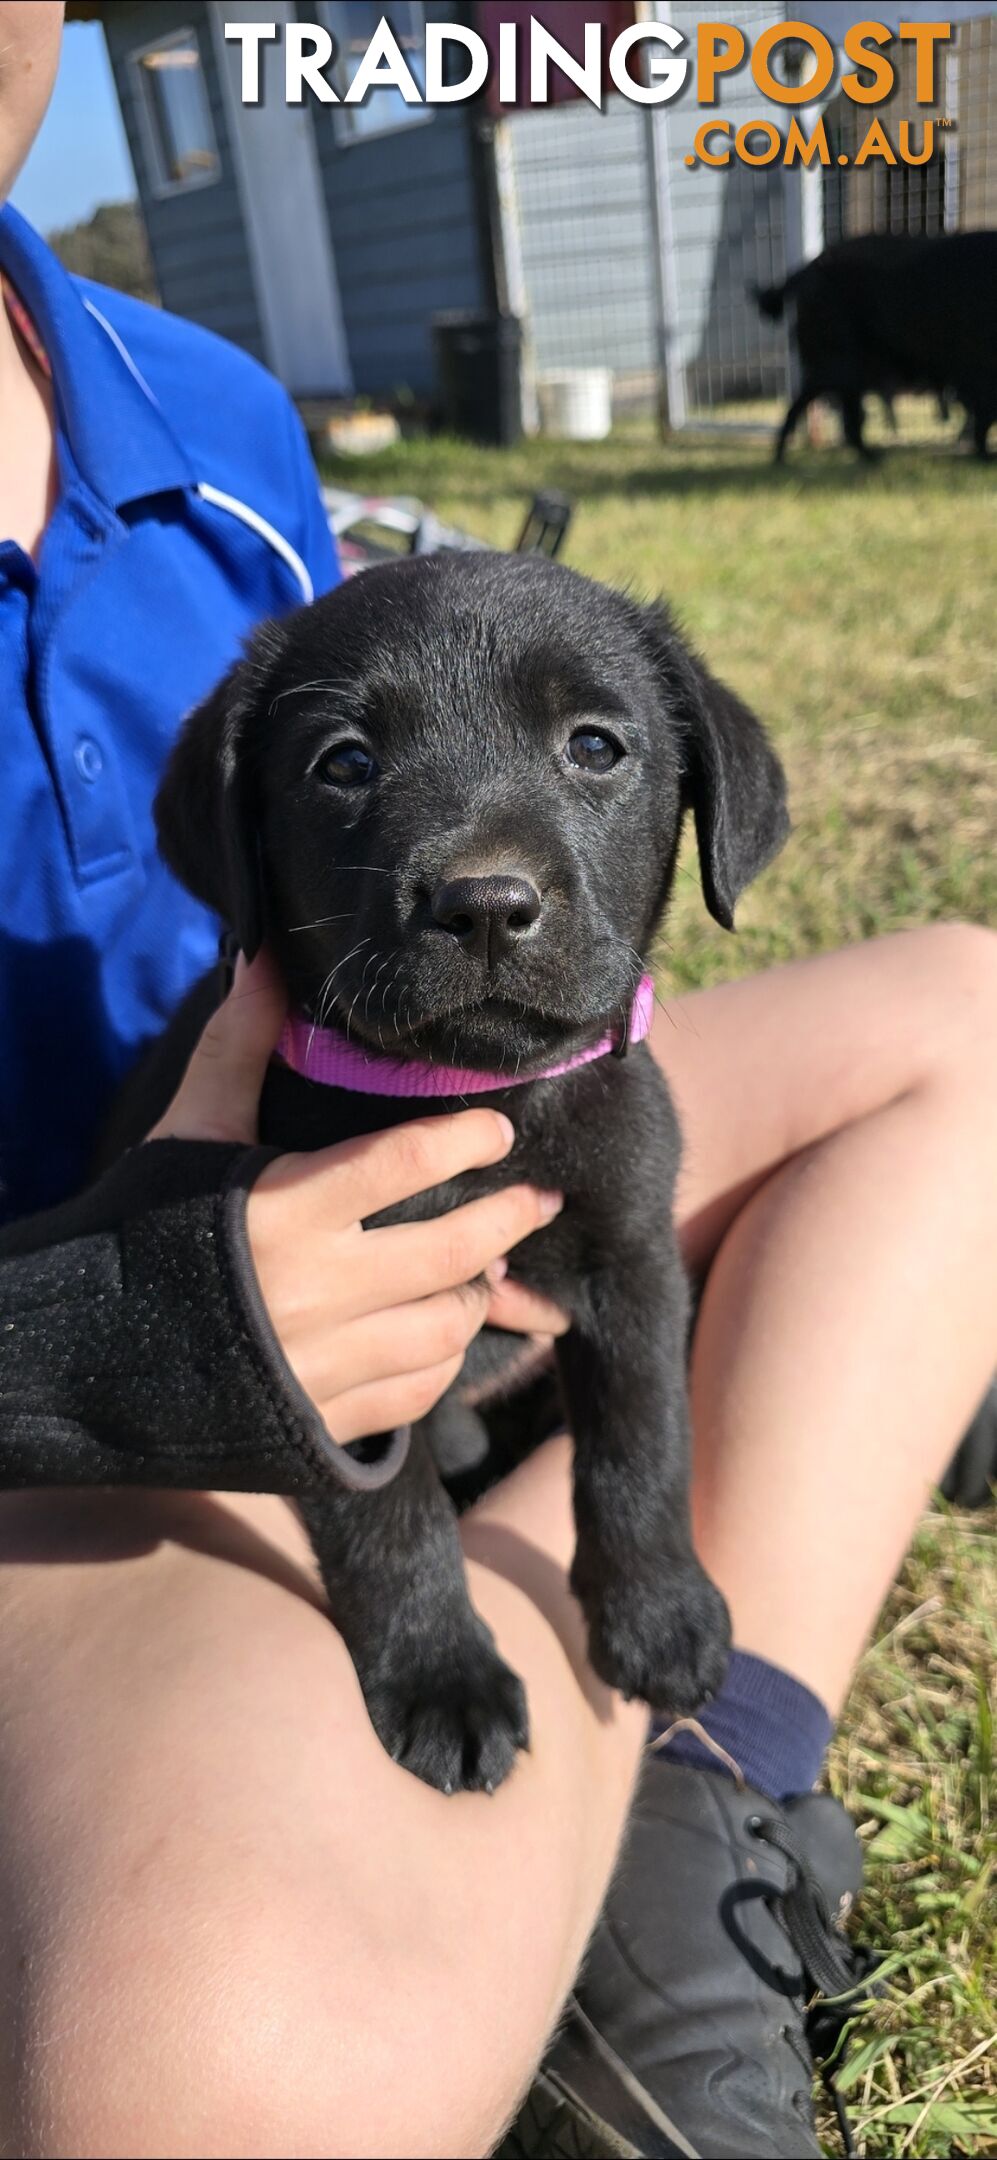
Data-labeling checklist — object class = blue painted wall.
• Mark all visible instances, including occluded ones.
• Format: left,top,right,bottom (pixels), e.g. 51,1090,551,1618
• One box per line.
310,3,487,398
102,1,267,360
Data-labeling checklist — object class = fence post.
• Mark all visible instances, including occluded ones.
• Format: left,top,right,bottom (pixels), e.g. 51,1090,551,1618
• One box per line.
943,34,961,231
645,103,687,432
473,114,538,434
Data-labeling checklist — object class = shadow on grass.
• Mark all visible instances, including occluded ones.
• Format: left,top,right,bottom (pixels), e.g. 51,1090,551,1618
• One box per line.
560,447,988,502
325,437,990,519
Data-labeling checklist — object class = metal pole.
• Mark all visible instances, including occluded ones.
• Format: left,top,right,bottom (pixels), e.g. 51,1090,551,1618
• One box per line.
639,0,686,439
943,34,961,231
491,116,539,433
643,101,673,436
638,0,688,433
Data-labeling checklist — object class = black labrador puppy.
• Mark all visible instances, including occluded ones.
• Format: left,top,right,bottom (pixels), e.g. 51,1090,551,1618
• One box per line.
152,552,789,1794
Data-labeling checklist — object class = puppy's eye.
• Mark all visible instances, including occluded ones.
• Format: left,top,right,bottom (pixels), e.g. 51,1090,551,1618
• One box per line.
567,729,623,774
317,742,378,789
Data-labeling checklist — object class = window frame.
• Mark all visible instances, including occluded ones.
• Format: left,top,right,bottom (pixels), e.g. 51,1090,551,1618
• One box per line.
317,2,435,149
130,24,222,200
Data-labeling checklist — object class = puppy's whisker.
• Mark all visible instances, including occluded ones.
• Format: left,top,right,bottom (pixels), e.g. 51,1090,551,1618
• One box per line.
268,679,352,714
309,938,371,1043
343,977,367,1044
329,863,395,877
652,989,682,1033
353,947,382,1027
287,913,354,934
376,958,401,1043
308,962,340,1039
365,951,395,1026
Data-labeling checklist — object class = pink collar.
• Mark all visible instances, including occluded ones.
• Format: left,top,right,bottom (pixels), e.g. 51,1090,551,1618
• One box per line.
277,975,655,1097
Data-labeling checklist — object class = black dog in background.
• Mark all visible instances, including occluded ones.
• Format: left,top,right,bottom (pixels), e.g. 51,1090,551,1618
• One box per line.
148,553,789,1794
756,230,997,461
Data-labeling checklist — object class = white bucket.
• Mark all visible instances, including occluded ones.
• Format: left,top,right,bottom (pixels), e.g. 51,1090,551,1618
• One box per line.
537,367,613,441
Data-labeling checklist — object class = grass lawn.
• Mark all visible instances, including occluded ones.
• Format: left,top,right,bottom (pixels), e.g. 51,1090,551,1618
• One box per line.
323,419,996,2157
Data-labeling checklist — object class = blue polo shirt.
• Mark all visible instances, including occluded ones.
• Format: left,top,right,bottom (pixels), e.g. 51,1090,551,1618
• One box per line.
0,205,339,1223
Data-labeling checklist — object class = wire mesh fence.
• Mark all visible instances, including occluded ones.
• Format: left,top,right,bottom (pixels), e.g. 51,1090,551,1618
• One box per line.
501,8,996,436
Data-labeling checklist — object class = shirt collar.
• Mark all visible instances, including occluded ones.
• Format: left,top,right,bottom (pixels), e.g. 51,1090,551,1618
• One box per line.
0,202,196,511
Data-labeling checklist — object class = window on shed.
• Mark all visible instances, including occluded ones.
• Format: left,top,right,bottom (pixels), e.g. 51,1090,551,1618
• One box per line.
320,2,433,143
132,28,220,194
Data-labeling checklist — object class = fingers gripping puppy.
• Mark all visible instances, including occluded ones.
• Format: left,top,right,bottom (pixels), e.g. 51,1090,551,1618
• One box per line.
152,553,789,1795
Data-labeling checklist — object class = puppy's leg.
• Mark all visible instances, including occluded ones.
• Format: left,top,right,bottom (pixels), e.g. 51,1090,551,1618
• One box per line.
299,1431,528,1793
773,387,812,461
558,1233,731,1717
841,388,877,460
971,403,993,459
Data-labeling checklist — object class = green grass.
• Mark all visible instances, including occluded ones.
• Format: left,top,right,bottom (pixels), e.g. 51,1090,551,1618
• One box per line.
324,416,996,968
822,1512,996,2157
323,418,996,2156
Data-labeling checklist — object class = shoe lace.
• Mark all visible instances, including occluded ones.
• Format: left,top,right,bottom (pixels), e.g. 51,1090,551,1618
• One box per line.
750,1814,883,2160
750,1814,862,1998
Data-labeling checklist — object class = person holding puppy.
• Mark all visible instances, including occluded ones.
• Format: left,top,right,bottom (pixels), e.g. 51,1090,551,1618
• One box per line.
1,10,995,2158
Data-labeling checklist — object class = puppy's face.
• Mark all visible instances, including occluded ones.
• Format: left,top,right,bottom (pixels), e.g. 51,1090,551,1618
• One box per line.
156,555,788,1071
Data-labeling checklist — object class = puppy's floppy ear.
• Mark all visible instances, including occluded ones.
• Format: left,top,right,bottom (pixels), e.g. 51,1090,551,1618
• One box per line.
642,606,790,930
680,650,790,929
154,619,287,961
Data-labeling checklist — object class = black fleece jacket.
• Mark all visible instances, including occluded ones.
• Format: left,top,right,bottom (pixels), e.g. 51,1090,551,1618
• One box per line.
0,1140,407,1496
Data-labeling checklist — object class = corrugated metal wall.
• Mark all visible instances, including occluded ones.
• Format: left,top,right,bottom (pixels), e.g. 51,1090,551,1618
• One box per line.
651,0,791,411
505,1,791,413
821,21,995,243
958,16,997,226
507,96,658,379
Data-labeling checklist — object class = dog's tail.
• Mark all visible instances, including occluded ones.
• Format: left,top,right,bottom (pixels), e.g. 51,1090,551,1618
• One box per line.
753,279,788,322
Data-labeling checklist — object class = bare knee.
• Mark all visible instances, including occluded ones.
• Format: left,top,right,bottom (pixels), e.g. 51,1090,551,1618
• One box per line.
894,926,997,1199
913,920,997,1031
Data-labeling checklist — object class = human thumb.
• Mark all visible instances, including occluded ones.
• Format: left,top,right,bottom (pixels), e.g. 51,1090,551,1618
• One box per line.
149,949,287,1146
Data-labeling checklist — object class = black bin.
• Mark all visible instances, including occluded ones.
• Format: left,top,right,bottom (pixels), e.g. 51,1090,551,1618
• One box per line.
432,311,523,446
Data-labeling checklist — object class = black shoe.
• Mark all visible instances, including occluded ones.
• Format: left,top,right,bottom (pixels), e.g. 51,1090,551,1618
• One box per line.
532,1761,876,2160
941,1373,997,1508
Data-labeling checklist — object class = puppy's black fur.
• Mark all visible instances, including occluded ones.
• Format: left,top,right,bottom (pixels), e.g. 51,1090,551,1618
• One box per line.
150,553,789,1794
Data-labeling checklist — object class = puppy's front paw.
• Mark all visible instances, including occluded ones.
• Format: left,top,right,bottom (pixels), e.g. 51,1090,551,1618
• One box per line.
362,1623,530,1794
575,1553,731,1715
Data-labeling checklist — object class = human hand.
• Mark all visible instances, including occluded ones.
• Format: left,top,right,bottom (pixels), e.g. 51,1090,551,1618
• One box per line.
150,952,568,1442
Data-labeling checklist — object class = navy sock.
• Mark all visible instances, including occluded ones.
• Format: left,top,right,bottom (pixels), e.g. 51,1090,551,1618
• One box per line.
651,1648,833,1803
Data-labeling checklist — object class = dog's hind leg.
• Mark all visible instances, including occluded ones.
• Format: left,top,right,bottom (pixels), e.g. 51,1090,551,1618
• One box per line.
841,389,877,461
970,402,994,459
773,388,812,461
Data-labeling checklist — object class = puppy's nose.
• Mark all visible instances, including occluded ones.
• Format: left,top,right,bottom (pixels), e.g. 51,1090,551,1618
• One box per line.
431,874,542,964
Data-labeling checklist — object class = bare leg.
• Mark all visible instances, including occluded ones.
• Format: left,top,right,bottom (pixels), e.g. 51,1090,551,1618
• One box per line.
0,1449,645,2160
654,922,997,1710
